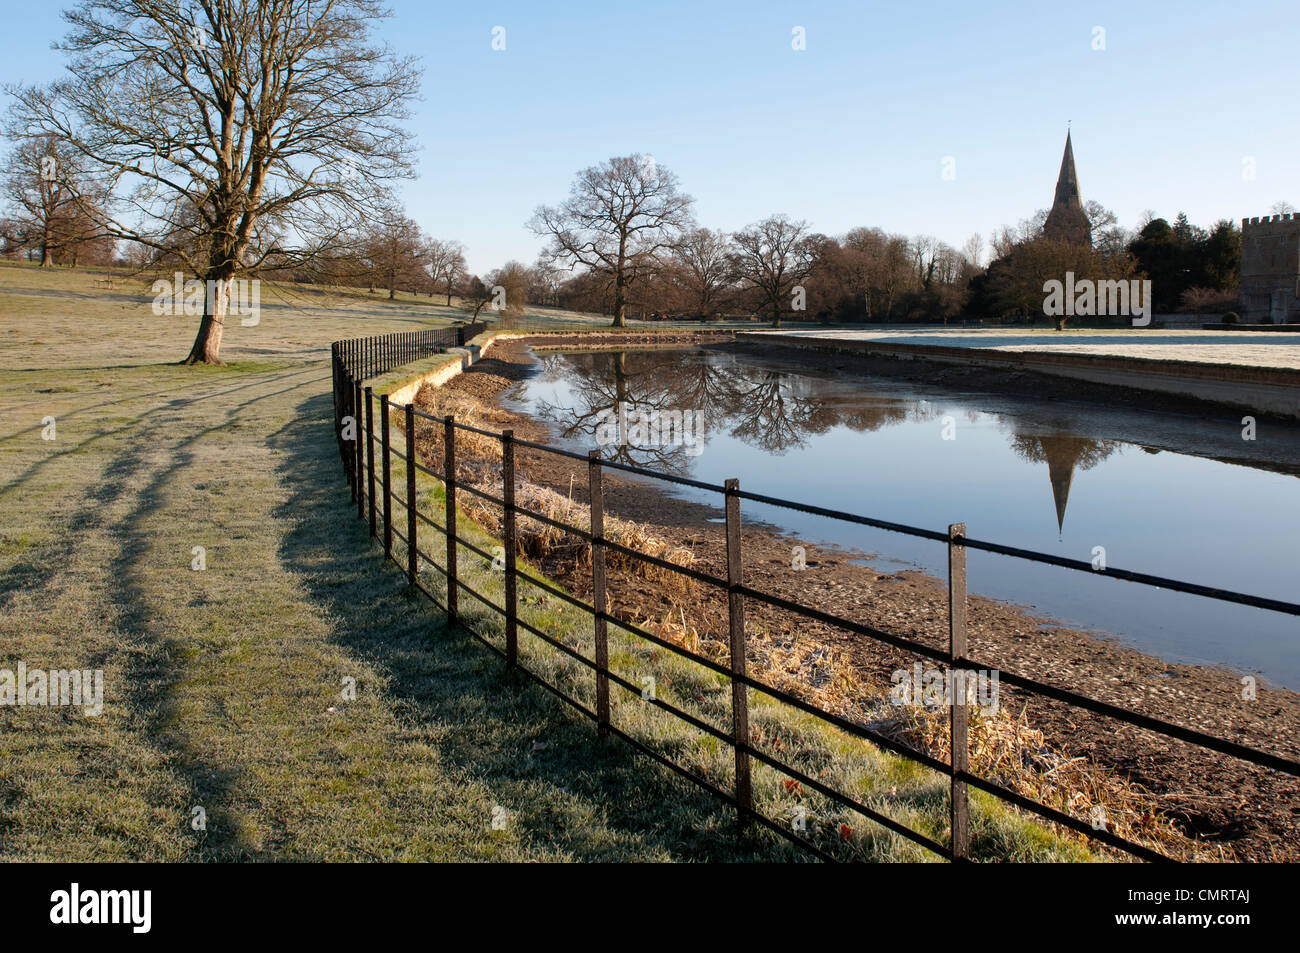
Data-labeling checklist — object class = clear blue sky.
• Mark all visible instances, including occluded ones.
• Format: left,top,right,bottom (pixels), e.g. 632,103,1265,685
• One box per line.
2,0,1297,273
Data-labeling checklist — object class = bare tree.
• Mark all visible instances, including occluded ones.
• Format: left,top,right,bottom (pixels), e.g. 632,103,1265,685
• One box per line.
529,155,695,327
528,256,564,308
461,275,495,321
730,215,815,327
1085,200,1130,257
7,0,419,363
364,213,426,299
672,227,732,318
426,238,467,304
486,260,530,324
1,136,106,266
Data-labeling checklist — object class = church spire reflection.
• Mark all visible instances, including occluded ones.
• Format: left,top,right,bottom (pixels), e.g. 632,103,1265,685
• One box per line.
1009,432,1119,536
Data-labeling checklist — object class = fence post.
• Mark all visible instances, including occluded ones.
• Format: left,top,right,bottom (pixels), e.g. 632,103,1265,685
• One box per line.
354,380,364,519
502,429,518,667
406,406,418,584
365,387,376,538
444,415,458,626
724,478,752,824
381,398,393,558
589,451,609,738
948,522,970,861
341,355,356,503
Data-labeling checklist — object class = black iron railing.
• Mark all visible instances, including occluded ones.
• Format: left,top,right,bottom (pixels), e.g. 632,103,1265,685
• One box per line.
331,323,484,484
329,330,1300,863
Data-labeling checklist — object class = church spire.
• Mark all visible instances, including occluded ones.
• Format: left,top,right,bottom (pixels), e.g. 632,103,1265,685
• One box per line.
1043,129,1092,246
1055,130,1082,209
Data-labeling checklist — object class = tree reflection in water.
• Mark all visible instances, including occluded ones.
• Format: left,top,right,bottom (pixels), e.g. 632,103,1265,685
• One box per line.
533,350,1119,533
533,349,910,470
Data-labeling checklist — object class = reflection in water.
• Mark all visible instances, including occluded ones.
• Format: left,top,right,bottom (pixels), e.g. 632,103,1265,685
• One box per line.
536,349,903,466
513,347,1300,686
1009,433,1120,535
536,350,1113,534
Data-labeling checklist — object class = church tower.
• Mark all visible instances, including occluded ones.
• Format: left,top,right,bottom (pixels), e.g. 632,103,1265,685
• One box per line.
1043,130,1092,246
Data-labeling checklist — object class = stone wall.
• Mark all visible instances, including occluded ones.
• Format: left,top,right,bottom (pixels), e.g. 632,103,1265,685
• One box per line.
1240,213,1300,323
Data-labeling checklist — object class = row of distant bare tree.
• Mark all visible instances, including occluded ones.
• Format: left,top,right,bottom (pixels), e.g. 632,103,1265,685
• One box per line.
521,155,1166,328
0,143,472,301
523,154,984,327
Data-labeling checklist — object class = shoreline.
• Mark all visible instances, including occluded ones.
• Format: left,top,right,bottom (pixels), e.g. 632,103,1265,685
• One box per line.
737,329,1300,421
418,337,1300,861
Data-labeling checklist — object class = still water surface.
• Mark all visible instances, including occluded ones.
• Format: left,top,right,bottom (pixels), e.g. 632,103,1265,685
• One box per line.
507,347,1300,688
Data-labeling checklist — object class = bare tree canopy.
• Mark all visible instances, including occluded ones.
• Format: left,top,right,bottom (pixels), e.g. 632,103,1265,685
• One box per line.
671,226,732,318
460,274,494,321
1,134,110,266
6,0,420,363
529,154,694,327
425,238,467,304
730,214,814,327
364,211,426,299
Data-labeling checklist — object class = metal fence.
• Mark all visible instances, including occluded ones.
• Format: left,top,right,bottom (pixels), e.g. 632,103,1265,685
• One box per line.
330,331,1300,863
331,323,484,484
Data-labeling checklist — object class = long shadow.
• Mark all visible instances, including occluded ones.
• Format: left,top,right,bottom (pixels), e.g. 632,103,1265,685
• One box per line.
95,414,252,859
270,389,804,861
0,367,348,859
0,367,328,613
112,375,367,850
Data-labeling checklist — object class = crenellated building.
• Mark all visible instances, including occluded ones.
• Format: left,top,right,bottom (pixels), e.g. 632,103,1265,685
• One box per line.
1239,214,1300,323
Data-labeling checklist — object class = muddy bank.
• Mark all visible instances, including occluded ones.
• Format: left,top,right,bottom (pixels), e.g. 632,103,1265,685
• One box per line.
423,338,1300,862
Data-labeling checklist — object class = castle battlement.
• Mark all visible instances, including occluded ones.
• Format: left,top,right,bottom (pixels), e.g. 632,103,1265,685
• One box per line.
1239,212,1300,323
1242,213,1299,230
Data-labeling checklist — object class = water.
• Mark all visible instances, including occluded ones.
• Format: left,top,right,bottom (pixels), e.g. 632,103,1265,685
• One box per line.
507,347,1300,689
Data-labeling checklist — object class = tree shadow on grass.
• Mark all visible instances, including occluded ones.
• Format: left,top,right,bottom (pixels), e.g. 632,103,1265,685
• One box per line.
270,390,806,862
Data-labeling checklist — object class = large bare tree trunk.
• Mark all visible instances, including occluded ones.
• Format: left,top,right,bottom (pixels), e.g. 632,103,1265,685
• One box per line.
612,274,627,328
41,245,53,267
183,275,231,365
184,311,225,364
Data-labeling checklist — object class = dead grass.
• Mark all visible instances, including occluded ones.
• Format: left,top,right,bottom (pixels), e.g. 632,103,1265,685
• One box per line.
887,702,1214,861
412,385,700,592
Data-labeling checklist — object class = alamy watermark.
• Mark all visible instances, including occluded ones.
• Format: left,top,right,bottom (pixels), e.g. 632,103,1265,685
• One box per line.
151,272,261,326
1043,272,1152,327
594,402,705,456
1,662,103,716
50,883,150,933
890,662,999,715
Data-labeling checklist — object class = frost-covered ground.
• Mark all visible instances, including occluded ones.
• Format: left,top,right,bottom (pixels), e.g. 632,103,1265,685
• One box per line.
752,328,1300,371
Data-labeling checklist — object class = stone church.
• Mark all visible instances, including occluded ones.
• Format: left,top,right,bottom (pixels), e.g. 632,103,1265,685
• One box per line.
1239,214,1300,323
1043,130,1092,246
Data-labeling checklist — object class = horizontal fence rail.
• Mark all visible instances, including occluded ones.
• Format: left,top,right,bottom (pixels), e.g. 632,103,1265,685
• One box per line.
330,330,1300,863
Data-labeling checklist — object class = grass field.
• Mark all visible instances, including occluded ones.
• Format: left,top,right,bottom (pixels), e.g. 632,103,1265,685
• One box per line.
0,261,1093,861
